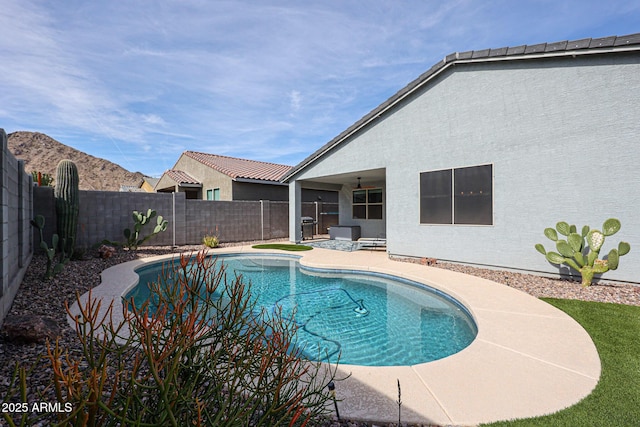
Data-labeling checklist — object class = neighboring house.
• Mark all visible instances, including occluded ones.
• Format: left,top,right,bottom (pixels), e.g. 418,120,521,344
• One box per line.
155,151,338,203
284,33,640,283
141,177,159,192
120,177,159,192
155,151,292,200
119,185,145,192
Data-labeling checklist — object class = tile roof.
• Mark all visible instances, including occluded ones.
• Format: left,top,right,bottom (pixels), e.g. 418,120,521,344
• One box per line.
119,185,145,192
164,170,201,185
283,32,640,182
184,151,292,182
143,177,160,187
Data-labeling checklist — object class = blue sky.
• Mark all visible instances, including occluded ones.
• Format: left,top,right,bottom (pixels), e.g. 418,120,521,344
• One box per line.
1,1,638,177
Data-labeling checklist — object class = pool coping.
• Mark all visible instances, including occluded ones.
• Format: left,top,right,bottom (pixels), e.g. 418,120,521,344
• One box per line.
68,246,601,426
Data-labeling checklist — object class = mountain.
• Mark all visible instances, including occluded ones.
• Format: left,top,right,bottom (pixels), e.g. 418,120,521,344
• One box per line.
7,131,146,191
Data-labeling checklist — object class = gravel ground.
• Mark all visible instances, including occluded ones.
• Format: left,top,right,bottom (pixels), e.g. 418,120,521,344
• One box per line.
1,244,638,427
391,255,640,307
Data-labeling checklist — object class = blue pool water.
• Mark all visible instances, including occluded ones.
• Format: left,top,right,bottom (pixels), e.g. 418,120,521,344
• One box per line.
127,254,477,366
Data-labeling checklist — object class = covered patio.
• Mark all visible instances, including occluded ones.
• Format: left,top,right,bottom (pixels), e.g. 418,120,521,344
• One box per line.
287,167,386,244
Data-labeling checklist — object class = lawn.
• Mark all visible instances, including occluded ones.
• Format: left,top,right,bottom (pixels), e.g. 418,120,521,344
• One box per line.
252,243,313,251
483,298,640,426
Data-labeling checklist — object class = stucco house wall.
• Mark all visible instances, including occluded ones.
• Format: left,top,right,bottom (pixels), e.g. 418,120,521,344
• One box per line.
232,180,288,201
288,47,640,283
173,154,233,199
390,53,639,282
154,173,174,193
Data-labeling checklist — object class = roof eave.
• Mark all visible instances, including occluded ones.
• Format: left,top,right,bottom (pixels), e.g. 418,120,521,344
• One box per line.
234,177,288,186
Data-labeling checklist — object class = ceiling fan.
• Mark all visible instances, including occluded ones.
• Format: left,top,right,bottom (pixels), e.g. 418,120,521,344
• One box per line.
356,177,376,189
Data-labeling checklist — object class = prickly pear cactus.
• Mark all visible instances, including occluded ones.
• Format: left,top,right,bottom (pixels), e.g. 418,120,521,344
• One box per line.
124,208,168,250
535,218,630,287
54,159,80,256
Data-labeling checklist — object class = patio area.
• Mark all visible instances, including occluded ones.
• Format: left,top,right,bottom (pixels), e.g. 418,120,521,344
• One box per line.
302,238,381,252
73,245,601,426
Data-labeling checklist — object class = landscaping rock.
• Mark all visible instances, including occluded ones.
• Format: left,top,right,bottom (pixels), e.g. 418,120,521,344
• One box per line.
1,315,61,344
98,244,117,259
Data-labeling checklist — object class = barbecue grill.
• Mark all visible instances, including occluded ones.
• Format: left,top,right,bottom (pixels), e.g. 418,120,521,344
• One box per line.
301,216,316,240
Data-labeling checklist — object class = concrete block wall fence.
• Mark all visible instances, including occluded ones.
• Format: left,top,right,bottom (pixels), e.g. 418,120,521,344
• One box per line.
0,129,33,327
32,186,56,247
33,191,292,249
77,191,178,247
183,199,289,244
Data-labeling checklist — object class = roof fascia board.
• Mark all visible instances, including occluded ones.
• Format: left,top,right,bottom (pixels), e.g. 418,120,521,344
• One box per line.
454,45,640,64
234,177,288,186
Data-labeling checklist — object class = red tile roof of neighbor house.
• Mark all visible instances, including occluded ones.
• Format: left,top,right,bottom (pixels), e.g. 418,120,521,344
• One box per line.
184,151,292,182
165,169,201,185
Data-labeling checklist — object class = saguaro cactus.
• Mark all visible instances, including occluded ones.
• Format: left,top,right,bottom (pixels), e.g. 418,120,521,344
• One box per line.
54,159,80,256
31,215,67,279
535,218,631,287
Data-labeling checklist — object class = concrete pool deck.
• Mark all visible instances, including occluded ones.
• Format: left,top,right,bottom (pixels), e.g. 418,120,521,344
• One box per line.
69,245,601,426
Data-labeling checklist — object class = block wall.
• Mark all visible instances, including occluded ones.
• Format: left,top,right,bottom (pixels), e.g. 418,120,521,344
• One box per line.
0,129,33,327
33,192,295,248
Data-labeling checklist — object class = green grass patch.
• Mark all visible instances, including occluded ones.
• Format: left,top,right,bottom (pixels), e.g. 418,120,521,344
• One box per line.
251,243,313,251
483,298,640,426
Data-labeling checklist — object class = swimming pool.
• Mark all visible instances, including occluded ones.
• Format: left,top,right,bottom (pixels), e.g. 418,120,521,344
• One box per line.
127,254,477,366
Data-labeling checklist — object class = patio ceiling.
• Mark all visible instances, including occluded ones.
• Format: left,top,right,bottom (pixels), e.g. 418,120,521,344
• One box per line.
297,167,385,186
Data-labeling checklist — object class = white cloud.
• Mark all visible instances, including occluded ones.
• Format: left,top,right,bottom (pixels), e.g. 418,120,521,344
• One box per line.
289,90,302,114
141,114,166,126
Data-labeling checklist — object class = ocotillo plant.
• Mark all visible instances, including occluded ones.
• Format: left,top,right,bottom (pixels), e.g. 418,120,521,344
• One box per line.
54,159,79,257
536,218,631,287
31,171,53,186
397,379,402,425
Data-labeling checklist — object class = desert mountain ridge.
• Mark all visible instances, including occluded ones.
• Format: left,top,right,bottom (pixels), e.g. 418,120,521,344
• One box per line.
7,131,147,191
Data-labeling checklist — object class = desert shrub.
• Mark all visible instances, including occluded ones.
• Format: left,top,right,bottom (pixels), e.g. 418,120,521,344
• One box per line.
31,170,54,186
3,251,341,426
203,233,220,248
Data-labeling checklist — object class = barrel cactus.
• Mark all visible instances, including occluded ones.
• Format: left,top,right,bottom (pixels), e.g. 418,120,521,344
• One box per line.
54,159,80,257
535,218,631,287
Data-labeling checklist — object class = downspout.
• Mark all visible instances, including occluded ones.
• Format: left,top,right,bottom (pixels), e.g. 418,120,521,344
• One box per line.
315,201,319,235
172,191,176,248
260,200,264,241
